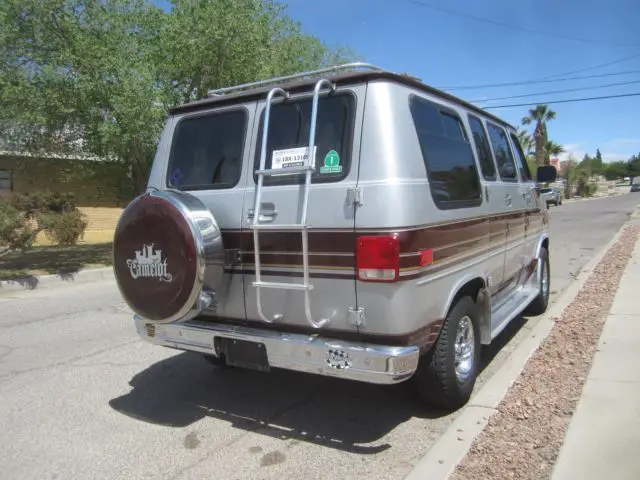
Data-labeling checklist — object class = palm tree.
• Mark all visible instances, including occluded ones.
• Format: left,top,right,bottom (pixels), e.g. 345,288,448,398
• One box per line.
516,128,535,156
521,104,557,166
545,140,565,160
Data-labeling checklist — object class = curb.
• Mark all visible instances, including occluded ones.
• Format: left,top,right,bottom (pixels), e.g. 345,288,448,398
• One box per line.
0,266,114,294
404,219,633,480
563,192,626,204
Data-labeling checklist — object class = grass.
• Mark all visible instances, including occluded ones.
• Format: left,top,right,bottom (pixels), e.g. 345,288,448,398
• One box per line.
0,243,113,281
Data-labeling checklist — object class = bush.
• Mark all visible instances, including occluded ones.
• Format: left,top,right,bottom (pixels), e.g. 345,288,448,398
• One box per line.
585,183,598,197
0,191,88,254
0,200,34,253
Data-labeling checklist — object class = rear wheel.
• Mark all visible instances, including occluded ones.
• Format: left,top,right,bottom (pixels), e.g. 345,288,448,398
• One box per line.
412,296,481,411
524,247,550,316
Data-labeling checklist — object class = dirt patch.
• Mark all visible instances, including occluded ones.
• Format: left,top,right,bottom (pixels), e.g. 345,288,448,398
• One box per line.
451,225,640,480
0,243,113,280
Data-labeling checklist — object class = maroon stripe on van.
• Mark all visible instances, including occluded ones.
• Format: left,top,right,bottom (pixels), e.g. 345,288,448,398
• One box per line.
220,210,534,280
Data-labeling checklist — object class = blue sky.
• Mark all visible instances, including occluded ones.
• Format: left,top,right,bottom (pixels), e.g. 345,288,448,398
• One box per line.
156,0,640,163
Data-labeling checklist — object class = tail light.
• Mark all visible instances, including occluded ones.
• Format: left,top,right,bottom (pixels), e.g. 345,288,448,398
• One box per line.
356,235,400,282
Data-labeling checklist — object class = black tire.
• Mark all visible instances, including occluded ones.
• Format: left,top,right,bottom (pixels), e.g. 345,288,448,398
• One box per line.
524,247,550,316
412,296,481,411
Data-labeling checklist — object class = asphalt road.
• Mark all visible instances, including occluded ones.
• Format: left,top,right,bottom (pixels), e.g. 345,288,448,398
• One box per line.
1,193,639,480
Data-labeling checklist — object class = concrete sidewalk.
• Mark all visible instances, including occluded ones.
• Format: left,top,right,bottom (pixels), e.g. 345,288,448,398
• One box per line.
552,236,640,480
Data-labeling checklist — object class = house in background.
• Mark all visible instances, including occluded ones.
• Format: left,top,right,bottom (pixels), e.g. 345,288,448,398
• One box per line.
0,151,134,245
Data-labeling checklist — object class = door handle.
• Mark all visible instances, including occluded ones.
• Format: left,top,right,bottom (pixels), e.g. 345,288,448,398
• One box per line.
247,208,278,222
505,193,513,207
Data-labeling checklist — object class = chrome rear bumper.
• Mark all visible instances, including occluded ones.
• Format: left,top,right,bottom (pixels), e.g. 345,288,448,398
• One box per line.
134,316,420,385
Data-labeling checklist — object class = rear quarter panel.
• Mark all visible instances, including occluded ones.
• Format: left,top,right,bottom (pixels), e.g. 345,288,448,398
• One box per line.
355,81,502,337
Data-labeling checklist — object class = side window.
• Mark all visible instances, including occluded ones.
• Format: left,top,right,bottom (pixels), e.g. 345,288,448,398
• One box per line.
167,109,247,190
0,169,12,193
409,96,482,209
486,123,518,182
468,115,496,181
253,94,355,186
509,132,533,182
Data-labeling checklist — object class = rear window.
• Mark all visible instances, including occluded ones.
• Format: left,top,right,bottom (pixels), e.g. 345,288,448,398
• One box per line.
167,109,247,190
409,95,482,210
253,93,355,185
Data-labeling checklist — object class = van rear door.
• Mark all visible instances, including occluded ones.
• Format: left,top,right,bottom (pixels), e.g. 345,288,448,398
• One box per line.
164,103,257,322
241,84,365,332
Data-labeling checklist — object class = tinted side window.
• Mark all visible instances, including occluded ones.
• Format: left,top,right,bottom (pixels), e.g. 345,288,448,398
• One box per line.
468,115,496,180
509,133,533,182
167,109,247,190
253,94,355,186
486,123,518,181
409,96,482,209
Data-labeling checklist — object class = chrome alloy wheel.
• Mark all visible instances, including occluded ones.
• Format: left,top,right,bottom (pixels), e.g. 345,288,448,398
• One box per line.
454,315,475,383
539,255,549,299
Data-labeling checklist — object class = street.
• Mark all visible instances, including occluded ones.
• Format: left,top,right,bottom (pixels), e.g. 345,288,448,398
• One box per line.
1,193,638,480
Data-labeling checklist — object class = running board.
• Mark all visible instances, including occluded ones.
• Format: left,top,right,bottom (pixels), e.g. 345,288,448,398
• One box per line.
488,286,539,343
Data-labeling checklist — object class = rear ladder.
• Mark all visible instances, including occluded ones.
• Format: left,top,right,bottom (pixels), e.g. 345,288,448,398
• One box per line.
250,79,337,329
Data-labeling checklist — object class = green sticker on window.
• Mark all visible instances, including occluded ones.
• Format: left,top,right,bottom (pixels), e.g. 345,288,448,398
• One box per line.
320,150,342,174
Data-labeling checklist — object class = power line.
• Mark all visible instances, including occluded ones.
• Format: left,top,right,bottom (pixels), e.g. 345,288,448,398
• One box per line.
404,0,640,48
438,69,640,91
533,52,640,81
471,79,640,103
482,92,640,109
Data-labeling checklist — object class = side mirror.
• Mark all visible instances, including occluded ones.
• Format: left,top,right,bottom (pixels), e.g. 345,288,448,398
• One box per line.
536,165,557,184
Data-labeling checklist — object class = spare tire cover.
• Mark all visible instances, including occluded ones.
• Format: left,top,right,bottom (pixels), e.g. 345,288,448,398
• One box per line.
113,189,224,323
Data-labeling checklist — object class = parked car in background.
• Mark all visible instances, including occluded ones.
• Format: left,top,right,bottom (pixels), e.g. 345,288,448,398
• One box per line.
539,187,562,206
631,183,640,192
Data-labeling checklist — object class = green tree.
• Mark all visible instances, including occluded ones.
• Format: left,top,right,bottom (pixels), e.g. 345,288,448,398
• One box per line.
0,0,355,194
516,128,535,156
629,153,640,180
580,149,604,176
521,105,557,166
563,157,578,199
595,149,603,165
603,161,628,181
544,140,565,159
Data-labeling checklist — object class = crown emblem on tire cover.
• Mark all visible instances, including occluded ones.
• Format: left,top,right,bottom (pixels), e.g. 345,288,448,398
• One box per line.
126,244,173,282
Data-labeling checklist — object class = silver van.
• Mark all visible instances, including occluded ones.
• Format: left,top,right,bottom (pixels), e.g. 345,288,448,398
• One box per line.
112,63,557,410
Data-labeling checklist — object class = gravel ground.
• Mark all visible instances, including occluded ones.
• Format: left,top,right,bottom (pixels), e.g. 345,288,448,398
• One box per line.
451,225,640,480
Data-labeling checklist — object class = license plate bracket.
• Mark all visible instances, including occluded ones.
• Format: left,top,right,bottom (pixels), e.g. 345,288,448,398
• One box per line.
214,337,270,372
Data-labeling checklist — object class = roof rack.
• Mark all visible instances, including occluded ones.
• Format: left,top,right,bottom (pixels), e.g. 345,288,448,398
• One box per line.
206,62,389,97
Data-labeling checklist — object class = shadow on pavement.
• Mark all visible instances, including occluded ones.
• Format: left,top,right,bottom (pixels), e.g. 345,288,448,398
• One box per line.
0,243,112,281
109,315,529,454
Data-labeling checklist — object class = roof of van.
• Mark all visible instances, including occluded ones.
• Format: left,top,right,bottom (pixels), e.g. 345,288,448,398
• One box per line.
169,70,516,130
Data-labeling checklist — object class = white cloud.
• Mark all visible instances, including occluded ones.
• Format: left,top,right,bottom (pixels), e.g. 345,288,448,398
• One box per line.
600,152,631,162
556,141,636,163
605,138,640,149
557,143,586,162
